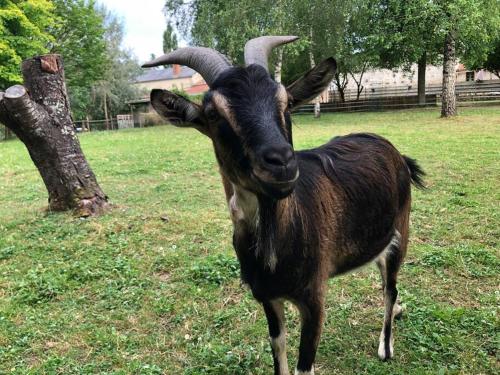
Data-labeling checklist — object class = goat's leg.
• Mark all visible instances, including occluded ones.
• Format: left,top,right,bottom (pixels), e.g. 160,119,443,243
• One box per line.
295,298,324,375
377,233,403,361
376,258,402,320
263,300,289,375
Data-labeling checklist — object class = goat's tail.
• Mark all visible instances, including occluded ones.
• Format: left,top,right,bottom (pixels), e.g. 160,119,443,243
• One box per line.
403,156,425,189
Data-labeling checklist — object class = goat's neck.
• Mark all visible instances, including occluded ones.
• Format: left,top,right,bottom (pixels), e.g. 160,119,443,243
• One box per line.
228,181,295,272
228,183,259,230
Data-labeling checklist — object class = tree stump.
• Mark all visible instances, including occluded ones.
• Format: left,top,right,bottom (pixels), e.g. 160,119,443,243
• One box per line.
0,54,108,216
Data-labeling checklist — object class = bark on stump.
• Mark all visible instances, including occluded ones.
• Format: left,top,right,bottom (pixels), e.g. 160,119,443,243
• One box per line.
441,32,457,117
0,54,108,216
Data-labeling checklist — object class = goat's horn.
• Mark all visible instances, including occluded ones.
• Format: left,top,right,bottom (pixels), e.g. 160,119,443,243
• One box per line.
141,47,231,87
244,36,299,71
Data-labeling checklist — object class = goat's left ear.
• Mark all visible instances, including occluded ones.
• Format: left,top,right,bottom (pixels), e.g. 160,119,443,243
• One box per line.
150,89,208,135
286,57,336,108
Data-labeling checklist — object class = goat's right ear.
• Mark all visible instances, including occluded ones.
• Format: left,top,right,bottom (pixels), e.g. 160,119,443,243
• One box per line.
150,89,208,134
286,57,336,108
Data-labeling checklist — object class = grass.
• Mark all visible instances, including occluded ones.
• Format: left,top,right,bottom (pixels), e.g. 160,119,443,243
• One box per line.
0,107,498,374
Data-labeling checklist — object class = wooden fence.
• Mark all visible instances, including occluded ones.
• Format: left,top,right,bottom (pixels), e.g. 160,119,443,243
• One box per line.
305,79,500,114
2,80,500,139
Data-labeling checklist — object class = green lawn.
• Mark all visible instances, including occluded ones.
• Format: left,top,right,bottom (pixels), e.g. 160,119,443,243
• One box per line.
0,107,498,374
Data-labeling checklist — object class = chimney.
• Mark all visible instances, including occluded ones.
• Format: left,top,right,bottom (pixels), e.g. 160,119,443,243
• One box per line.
173,64,181,77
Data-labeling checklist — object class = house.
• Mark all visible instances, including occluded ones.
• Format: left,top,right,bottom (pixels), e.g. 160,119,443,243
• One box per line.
330,63,499,102
128,64,209,126
132,64,209,94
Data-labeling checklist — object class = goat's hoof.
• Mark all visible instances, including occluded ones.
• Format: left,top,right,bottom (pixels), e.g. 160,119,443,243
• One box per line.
295,367,314,375
378,341,394,361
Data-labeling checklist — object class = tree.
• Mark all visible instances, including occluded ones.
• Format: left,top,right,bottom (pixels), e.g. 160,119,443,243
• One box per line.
369,0,443,106
370,0,500,116
165,0,306,81
165,0,336,115
0,55,108,216
89,9,141,122
50,0,108,120
163,22,178,53
285,0,377,108
478,39,500,77
437,0,499,117
0,0,55,88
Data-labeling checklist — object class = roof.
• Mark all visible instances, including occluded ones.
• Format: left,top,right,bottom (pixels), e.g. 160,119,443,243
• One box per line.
185,83,209,95
135,66,196,83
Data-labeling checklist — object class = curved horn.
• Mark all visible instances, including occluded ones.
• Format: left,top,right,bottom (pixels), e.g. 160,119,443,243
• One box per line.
141,47,231,86
244,36,299,71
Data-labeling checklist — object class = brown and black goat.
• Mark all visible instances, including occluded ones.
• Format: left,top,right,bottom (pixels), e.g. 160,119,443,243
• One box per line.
142,36,424,375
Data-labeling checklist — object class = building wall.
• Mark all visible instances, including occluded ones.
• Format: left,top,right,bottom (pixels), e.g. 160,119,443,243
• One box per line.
132,73,205,93
343,64,498,92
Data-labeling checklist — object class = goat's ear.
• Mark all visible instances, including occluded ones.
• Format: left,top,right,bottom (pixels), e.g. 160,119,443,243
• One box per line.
150,89,208,134
286,57,336,108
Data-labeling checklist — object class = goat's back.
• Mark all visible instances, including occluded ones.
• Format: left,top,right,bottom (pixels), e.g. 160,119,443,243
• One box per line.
293,133,412,275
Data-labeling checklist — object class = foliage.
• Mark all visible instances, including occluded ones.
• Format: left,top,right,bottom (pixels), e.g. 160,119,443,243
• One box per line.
163,21,178,53
188,254,240,285
163,1,378,100
473,37,500,77
165,0,307,67
0,0,55,88
369,0,500,69
50,0,107,119
288,0,379,100
0,107,499,373
89,10,141,121
49,1,140,120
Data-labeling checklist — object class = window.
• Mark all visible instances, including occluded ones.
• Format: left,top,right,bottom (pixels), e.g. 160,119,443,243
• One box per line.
466,71,475,81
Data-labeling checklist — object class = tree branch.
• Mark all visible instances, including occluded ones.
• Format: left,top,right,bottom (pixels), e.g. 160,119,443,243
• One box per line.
2,85,51,138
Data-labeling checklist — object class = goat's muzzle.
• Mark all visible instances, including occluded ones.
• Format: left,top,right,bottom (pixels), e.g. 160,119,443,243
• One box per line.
252,144,298,199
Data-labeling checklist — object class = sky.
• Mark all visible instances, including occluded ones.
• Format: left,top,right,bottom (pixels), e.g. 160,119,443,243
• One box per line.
99,0,178,64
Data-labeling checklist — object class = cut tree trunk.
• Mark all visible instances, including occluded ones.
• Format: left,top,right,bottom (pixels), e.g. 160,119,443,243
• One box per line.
0,54,108,216
441,32,457,117
418,52,426,106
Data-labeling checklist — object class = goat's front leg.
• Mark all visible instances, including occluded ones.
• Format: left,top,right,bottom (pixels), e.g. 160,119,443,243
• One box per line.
295,298,325,375
263,300,289,375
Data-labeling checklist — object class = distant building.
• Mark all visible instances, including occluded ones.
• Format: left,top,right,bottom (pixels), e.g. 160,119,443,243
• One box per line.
332,63,499,101
347,63,497,90
132,64,209,95
129,64,209,126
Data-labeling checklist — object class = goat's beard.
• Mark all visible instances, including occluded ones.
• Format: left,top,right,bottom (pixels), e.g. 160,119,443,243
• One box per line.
256,197,279,272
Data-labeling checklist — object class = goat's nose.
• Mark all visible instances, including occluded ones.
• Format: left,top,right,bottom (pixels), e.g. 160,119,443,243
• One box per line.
262,145,294,168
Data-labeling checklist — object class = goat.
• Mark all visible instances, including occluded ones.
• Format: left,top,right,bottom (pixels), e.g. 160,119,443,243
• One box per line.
142,36,424,375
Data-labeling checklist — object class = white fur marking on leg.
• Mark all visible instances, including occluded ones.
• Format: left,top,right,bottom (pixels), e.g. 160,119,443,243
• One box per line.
271,330,289,375
393,303,403,318
390,230,401,248
295,367,314,375
378,331,394,360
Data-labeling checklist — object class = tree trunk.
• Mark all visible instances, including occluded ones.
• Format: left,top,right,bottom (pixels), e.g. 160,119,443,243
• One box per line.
441,32,457,117
0,54,108,216
350,64,367,101
418,52,426,106
103,91,110,130
309,47,321,118
334,73,348,103
274,49,283,83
